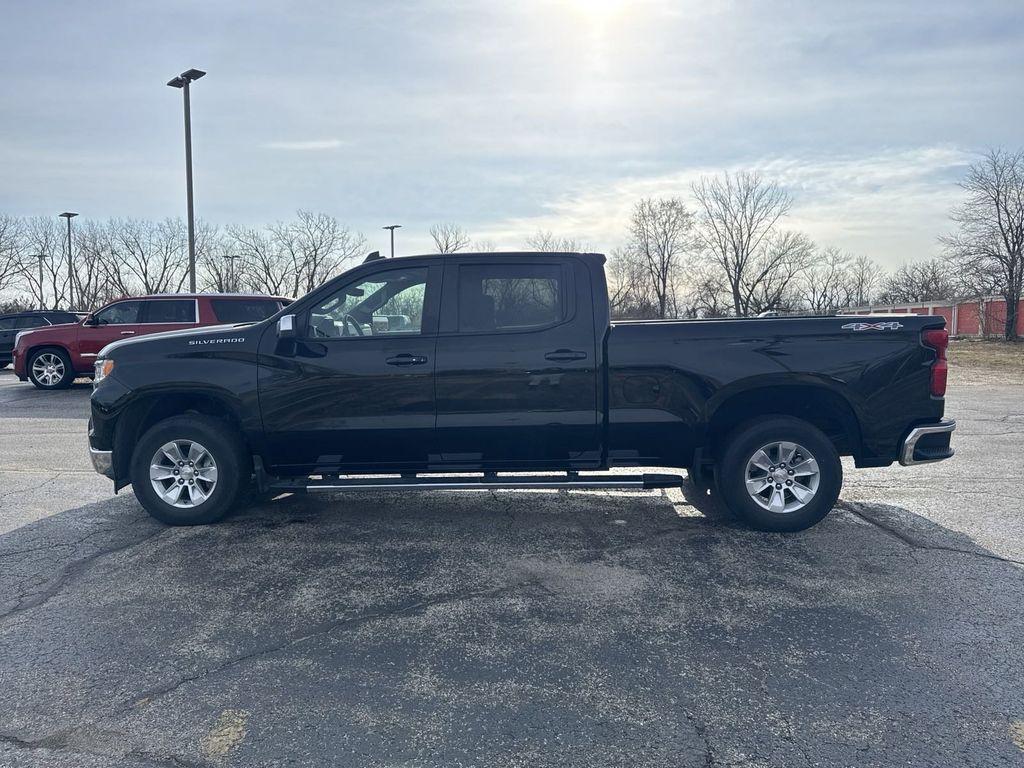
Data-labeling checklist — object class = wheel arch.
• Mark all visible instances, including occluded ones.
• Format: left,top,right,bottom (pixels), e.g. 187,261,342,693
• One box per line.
25,342,73,366
112,389,249,490
705,382,863,461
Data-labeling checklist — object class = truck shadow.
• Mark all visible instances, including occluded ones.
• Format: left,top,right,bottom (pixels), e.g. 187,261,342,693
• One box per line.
1,486,1022,766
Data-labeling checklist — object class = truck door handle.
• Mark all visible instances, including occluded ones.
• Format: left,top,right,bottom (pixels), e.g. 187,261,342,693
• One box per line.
120,331,136,336
544,349,587,362
386,354,428,367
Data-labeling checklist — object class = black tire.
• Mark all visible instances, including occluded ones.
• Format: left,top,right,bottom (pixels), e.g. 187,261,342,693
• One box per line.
716,416,842,532
27,347,75,390
130,415,249,526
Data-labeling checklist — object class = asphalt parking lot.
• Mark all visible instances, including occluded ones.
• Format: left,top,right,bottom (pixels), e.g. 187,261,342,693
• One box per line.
1,364,1022,767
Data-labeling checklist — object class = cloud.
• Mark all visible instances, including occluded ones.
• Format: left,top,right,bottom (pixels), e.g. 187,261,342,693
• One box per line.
261,139,347,151
475,145,972,266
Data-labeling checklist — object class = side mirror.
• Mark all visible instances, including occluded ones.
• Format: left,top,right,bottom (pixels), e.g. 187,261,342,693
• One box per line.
83,315,99,326
277,314,297,338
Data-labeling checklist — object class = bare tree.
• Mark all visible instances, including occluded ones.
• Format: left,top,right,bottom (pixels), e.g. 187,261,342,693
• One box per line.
473,239,497,252
942,148,1024,340
626,197,695,318
193,223,241,293
74,220,121,310
686,264,732,318
525,230,589,253
800,247,855,314
692,171,799,316
607,247,658,319
0,215,24,298
430,223,471,253
105,218,189,295
878,259,955,304
848,254,882,307
741,231,815,314
19,217,70,309
227,226,287,295
270,211,366,296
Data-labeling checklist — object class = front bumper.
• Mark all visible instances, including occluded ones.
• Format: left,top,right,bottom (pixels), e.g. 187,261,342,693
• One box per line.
89,446,114,478
12,348,27,380
899,419,956,466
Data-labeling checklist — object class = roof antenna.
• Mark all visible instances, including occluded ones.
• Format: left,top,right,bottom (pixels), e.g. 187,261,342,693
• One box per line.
362,250,383,264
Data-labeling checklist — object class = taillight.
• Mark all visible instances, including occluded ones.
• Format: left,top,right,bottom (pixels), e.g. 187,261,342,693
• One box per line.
922,328,948,397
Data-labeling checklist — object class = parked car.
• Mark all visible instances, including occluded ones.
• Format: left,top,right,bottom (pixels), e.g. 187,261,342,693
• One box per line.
0,310,83,367
13,294,290,389
88,252,954,531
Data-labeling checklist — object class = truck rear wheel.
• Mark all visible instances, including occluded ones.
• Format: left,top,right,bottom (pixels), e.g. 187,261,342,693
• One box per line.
130,415,247,526
716,416,842,532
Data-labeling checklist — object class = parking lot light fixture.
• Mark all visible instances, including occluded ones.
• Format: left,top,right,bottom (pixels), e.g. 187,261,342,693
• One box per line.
58,213,77,310
30,254,46,309
382,224,401,258
166,68,206,293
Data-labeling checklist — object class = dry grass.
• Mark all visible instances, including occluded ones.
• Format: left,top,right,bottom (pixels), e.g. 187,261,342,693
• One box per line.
948,338,1024,378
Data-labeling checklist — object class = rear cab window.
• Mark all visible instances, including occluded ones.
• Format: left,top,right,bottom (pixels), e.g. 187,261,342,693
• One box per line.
456,263,566,333
211,298,283,323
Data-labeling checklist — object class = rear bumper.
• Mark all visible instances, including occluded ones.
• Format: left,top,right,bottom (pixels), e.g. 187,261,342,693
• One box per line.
899,419,955,466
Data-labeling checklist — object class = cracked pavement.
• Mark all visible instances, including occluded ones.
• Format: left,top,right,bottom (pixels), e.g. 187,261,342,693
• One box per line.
0,367,1022,767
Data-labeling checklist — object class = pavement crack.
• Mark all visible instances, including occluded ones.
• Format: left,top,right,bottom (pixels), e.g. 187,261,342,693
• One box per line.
129,577,544,709
0,729,212,768
0,526,165,623
0,470,68,501
839,501,1024,567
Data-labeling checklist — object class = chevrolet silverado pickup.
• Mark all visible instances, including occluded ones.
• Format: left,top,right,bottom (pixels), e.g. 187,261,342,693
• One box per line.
87,251,954,531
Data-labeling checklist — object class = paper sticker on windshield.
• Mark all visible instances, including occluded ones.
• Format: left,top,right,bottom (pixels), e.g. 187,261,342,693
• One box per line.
841,321,903,331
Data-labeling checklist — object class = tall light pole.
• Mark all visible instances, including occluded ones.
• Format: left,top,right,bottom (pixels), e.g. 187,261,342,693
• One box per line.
58,212,77,309
224,253,242,292
166,67,206,293
382,224,401,258
30,254,46,309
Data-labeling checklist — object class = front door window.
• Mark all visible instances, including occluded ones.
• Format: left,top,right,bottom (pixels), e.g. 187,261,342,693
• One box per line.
308,267,428,338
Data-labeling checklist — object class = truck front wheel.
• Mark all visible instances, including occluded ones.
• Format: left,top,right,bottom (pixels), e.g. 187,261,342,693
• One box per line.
716,416,842,532
129,415,248,525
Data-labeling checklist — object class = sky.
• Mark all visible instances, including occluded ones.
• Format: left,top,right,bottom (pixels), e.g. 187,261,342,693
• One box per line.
1,0,1022,267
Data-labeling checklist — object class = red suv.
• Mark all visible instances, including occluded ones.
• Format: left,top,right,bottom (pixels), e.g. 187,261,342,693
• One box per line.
13,294,290,390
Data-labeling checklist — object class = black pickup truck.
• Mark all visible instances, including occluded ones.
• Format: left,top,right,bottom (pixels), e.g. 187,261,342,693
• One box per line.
88,251,954,531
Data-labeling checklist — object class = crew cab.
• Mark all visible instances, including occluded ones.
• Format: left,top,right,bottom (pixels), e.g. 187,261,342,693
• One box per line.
88,252,954,531
14,294,290,389
1,310,83,367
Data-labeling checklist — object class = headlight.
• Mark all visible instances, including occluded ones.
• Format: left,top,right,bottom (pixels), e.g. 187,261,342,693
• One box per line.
13,331,25,347
93,358,114,385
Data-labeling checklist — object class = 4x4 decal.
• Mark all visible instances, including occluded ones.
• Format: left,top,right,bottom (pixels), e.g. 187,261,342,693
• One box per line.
841,321,904,331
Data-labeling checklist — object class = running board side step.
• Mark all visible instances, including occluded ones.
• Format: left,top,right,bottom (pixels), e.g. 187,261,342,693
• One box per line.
269,473,684,493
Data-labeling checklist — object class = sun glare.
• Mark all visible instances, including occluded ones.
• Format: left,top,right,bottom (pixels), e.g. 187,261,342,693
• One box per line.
567,0,627,24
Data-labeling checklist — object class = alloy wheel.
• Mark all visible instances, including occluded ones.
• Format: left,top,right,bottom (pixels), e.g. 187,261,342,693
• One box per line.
31,353,66,387
149,440,219,508
744,441,821,514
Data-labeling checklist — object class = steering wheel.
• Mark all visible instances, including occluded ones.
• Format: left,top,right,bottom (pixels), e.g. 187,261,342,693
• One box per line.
342,314,364,337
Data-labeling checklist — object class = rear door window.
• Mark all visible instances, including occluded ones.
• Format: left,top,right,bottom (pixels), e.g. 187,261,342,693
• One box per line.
14,315,47,329
211,298,282,323
142,300,197,324
0,318,15,330
457,263,565,333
